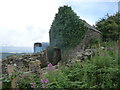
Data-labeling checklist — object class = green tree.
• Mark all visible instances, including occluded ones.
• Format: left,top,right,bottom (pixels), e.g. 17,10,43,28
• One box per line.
95,13,120,41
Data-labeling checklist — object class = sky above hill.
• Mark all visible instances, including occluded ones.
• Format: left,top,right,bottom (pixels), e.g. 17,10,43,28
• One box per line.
0,0,119,47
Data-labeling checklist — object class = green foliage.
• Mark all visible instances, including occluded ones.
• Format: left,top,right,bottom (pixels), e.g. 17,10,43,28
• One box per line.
2,42,119,89
16,74,42,88
62,42,119,88
49,5,87,50
45,42,119,88
61,62,98,88
44,69,70,88
16,77,32,88
88,38,101,48
95,13,120,41
1,72,23,88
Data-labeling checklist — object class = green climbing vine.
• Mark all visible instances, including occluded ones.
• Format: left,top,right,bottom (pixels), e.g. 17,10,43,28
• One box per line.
49,5,88,50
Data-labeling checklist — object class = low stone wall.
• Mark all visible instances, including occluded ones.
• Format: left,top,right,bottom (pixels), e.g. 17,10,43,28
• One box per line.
2,47,63,75
2,50,49,74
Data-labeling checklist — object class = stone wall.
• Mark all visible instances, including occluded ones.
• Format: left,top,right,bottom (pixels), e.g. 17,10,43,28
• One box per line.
2,48,62,75
78,29,101,49
61,29,101,62
2,50,49,74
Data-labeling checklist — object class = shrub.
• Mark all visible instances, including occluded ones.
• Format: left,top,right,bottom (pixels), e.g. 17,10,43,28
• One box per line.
44,63,70,88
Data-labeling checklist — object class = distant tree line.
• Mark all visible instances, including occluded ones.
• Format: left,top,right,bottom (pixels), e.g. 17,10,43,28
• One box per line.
95,12,120,42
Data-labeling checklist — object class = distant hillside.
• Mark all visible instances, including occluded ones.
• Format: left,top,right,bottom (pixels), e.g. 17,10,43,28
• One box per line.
1,46,33,53
1,52,30,59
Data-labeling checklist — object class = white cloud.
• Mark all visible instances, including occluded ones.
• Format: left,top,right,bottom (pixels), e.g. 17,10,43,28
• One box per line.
0,0,60,47
0,0,60,29
0,27,49,47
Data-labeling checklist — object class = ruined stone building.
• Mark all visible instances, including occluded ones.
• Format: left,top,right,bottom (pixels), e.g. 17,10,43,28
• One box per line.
49,6,101,61
49,19,101,61
79,20,101,49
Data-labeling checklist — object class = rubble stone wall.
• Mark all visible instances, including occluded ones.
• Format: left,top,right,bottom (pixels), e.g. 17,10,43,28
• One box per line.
61,29,101,62
2,50,49,74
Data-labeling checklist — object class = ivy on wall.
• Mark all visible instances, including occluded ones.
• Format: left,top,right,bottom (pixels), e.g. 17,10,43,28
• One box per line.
49,5,88,50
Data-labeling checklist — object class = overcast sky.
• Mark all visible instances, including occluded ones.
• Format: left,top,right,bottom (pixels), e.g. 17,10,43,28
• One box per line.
0,0,119,47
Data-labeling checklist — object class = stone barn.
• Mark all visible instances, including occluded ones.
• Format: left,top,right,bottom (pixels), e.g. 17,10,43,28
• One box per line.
66,20,101,60
49,5,101,62
79,20,101,49
49,19,101,62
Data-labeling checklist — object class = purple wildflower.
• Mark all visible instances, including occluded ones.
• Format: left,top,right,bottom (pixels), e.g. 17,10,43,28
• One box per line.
48,63,53,70
44,79,48,83
30,83,33,85
108,47,114,50
41,79,45,83
118,50,120,54
30,82,36,88
42,84,45,88
41,78,48,83
41,78,49,88
48,63,52,67
9,73,13,76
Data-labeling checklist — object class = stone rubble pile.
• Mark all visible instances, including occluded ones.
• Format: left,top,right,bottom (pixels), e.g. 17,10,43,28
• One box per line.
67,48,96,65
2,50,49,74
76,49,95,61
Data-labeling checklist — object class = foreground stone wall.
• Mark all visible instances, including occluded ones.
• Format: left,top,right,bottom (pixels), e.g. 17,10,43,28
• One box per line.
2,50,49,74
2,47,63,75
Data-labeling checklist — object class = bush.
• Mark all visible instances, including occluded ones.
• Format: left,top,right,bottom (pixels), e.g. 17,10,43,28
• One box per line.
60,42,119,88
88,38,101,48
44,67,70,88
16,74,42,88
95,13,119,41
